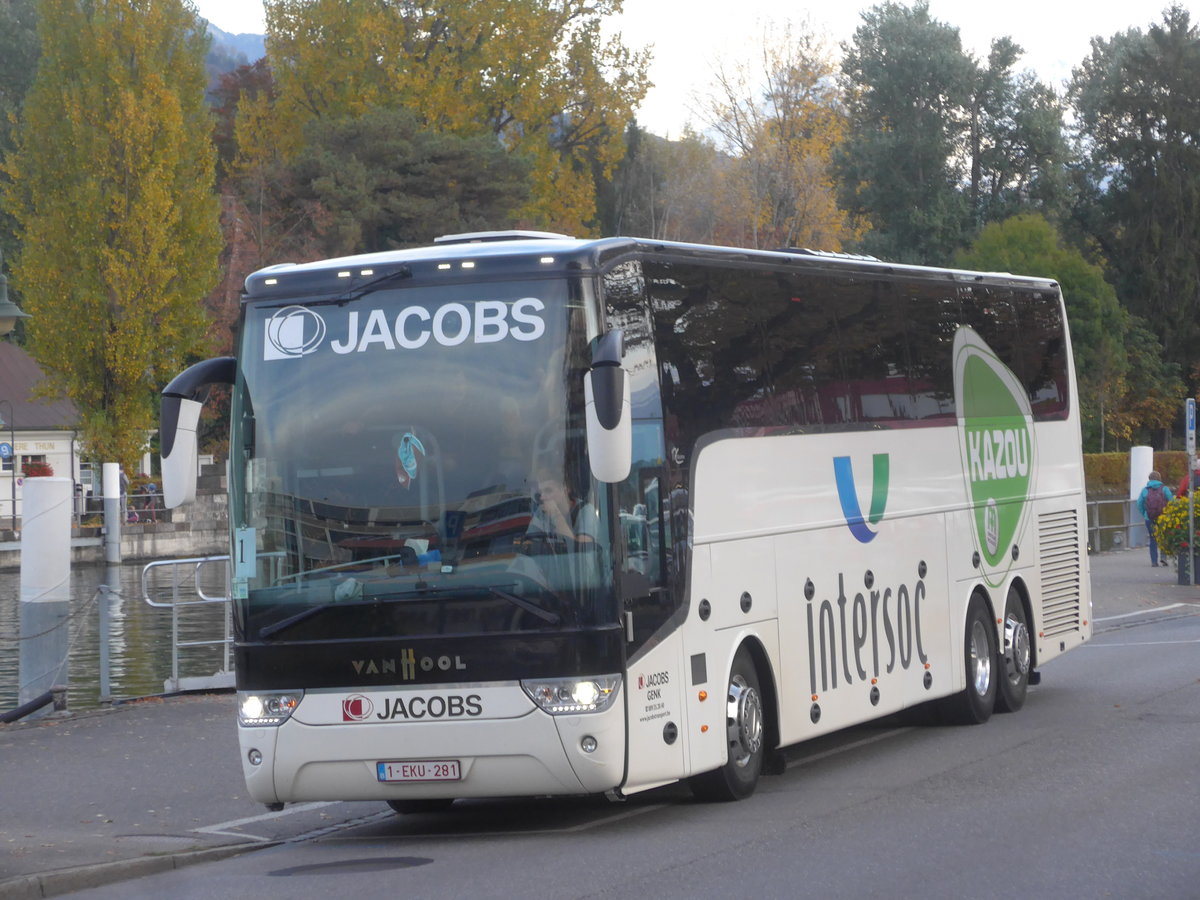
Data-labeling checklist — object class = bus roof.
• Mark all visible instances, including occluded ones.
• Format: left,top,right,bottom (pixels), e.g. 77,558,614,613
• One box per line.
241,233,1060,302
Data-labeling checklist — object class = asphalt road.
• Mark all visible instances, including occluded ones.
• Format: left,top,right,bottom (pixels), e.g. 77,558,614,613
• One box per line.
63,565,1200,900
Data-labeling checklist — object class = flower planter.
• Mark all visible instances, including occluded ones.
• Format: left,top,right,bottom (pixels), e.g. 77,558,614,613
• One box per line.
1176,552,1200,585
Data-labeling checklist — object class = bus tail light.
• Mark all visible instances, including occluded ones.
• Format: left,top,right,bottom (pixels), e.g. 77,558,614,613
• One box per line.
521,675,621,715
238,690,303,726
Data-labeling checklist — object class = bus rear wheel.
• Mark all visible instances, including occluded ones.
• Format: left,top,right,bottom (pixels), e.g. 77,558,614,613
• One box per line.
689,648,765,802
941,595,997,725
996,587,1031,713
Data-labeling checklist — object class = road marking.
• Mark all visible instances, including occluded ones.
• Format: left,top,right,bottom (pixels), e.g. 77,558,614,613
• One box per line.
1094,603,1189,623
1086,638,1200,647
559,802,669,832
786,727,913,770
195,801,341,841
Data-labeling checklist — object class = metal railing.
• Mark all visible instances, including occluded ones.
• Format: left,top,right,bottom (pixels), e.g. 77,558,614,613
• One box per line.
1085,496,1144,553
79,492,170,526
140,555,234,693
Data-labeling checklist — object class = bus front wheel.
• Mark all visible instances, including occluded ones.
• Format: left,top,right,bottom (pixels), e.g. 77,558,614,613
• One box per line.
689,648,765,802
996,587,1031,713
942,595,997,725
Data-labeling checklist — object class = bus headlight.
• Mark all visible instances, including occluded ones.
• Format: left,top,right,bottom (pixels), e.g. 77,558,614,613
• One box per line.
238,690,303,726
521,675,621,715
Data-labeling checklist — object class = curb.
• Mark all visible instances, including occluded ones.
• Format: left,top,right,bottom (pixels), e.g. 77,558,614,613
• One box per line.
0,840,276,900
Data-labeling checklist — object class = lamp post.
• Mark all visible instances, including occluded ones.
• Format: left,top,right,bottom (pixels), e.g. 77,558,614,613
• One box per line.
0,252,33,533
0,399,14,532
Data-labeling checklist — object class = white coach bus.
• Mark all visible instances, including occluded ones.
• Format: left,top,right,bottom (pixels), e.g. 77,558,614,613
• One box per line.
160,232,1091,810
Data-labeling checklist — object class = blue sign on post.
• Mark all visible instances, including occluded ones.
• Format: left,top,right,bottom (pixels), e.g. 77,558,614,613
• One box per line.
0,442,11,460
1187,398,1196,458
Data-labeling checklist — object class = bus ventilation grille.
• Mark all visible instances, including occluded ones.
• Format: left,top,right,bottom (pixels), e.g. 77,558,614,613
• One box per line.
1038,509,1082,637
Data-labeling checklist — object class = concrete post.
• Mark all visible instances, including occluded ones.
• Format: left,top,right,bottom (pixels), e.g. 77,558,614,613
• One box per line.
1129,445,1154,549
102,462,122,564
17,477,72,712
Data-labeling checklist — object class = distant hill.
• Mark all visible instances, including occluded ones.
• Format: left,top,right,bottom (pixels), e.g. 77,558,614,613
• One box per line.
206,23,265,64
204,23,266,100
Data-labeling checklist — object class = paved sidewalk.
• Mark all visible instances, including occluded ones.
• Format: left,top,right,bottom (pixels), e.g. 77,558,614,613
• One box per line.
0,694,262,898
0,549,1195,898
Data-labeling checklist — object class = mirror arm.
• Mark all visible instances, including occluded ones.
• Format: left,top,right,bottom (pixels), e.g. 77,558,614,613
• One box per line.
160,357,235,507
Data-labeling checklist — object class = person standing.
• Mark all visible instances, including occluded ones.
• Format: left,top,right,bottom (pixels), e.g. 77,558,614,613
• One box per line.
1178,460,1200,499
1136,471,1173,567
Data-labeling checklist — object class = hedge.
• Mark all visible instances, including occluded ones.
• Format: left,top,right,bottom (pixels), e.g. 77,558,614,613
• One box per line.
1083,451,1189,496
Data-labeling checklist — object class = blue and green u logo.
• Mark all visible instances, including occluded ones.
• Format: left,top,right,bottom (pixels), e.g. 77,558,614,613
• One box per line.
834,454,890,543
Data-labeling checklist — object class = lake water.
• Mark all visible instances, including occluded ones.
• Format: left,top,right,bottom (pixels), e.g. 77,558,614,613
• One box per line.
0,559,230,715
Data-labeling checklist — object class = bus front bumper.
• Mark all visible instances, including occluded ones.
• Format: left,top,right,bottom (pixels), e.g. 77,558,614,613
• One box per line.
237,685,626,804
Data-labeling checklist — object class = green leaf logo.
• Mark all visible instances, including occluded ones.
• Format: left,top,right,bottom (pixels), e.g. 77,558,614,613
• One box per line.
954,327,1036,586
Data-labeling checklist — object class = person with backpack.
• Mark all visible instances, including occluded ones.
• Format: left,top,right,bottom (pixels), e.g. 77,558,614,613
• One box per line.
1137,471,1173,567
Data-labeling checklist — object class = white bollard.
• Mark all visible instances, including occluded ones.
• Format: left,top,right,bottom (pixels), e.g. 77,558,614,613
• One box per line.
102,462,122,564
17,476,72,709
1128,446,1155,549
1129,445,1154,501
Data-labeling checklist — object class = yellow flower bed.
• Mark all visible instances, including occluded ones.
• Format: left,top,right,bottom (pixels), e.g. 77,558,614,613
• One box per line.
1153,496,1200,558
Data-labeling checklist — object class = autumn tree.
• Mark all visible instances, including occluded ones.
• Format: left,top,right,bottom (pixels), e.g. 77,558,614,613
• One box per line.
698,25,865,251
248,0,649,236
1,0,221,470
0,0,39,299
604,123,724,242
1068,5,1200,381
211,58,275,181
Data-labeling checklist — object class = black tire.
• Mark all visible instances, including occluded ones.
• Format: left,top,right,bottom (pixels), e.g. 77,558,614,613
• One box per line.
386,798,455,815
941,595,997,725
996,586,1032,713
689,648,765,802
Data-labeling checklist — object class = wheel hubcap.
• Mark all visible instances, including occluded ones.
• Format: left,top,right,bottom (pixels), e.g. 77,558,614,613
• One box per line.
726,674,763,768
969,620,992,696
1004,613,1030,680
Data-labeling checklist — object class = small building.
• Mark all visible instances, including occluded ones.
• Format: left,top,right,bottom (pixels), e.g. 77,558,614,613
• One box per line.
0,342,82,527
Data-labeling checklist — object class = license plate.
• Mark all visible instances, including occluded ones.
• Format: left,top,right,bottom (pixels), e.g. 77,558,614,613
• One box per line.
377,759,462,783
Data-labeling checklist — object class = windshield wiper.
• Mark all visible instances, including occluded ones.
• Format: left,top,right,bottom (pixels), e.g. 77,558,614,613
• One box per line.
257,600,346,640
262,265,413,310
489,586,561,625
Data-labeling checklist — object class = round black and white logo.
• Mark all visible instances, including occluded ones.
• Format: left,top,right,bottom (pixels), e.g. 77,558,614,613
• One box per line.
265,305,327,359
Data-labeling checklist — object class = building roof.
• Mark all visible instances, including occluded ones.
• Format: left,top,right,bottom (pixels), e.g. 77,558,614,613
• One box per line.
0,342,79,431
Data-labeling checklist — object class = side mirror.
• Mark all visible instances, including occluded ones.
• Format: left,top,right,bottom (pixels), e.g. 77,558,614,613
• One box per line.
585,330,632,483
160,357,235,508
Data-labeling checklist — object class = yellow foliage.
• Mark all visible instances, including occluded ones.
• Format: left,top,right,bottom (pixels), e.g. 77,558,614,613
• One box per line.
1,0,221,471
253,0,649,234
699,25,867,251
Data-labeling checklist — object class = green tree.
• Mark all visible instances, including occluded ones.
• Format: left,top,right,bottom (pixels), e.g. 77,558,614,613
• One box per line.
838,1,974,262
955,214,1180,450
968,39,1068,227
1068,5,1200,380
2,0,221,471
839,2,1069,263
266,108,532,258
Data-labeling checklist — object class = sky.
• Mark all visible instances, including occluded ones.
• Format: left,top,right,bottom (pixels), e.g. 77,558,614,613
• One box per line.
193,0,1195,138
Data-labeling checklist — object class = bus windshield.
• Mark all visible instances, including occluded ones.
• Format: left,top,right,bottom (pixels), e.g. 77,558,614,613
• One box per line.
229,277,615,641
